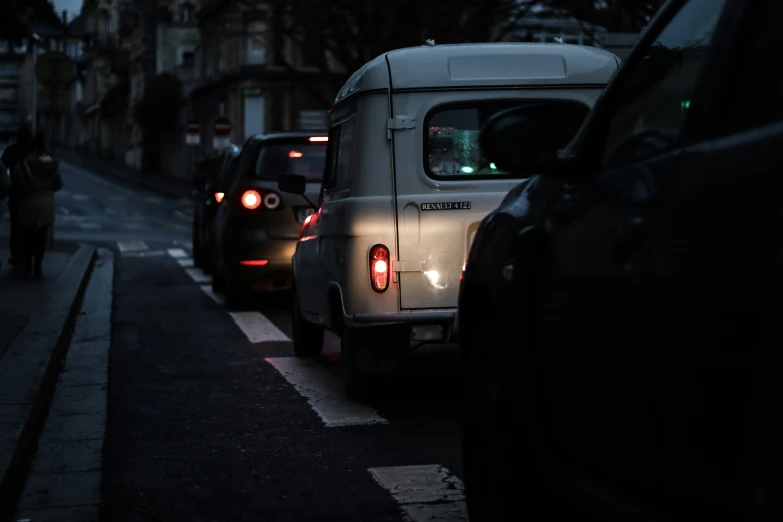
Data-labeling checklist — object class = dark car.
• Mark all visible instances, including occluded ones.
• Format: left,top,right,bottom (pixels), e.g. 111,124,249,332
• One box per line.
211,131,327,308
459,0,783,520
192,145,240,272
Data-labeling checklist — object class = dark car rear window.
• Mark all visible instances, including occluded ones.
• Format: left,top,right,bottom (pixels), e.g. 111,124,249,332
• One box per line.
252,141,327,182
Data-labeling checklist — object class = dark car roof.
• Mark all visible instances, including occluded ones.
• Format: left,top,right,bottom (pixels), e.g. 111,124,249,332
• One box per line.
248,131,328,143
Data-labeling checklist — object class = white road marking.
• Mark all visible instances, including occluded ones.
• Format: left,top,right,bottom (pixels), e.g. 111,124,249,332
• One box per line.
177,258,194,267
231,312,290,343
185,268,211,283
72,194,90,202
369,465,468,522
121,250,167,258
77,222,101,229
266,357,388,427
166,248,188,258
199,284,224,304
117,240,149,253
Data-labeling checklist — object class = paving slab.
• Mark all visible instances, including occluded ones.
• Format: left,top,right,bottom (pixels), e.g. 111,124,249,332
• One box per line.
0,244,96,520
13,250,113,520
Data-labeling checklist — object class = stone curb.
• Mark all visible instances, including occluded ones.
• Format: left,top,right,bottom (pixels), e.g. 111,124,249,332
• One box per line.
0,244,97,522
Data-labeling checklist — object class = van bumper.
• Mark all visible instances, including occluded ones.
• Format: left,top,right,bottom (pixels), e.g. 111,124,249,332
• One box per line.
350,309,458,342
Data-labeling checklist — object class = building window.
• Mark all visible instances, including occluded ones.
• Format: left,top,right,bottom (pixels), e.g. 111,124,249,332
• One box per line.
0,87,17,103
0,62,20,78
181,51,195,68
246,19,267,65
180,3,195,22
300,34,324,68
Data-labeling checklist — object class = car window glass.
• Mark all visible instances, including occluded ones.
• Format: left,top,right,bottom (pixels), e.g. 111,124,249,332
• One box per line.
601,0,729,169
322,124,341,191
723,0,783,133
228,142,258,193
335,116,355,187
426,101,590,178
253,142,327,182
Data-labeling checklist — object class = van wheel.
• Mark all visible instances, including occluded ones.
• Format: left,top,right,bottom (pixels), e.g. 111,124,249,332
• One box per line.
341,328,370,400
292,292,324,357
341,326,408,400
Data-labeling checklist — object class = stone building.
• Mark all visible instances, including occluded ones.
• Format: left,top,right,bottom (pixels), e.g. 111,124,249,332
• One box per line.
79,0,131,158
190,0,343,158
508,16,640,60
0,40,26,140
123,0,202,174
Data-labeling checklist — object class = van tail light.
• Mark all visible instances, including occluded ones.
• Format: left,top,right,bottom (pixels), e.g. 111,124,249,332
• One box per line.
214,192,225,203
369,244,390,292
241,190,261,209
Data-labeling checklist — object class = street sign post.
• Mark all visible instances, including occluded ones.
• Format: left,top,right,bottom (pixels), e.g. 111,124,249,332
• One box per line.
185,118,200,146
212,115,232,150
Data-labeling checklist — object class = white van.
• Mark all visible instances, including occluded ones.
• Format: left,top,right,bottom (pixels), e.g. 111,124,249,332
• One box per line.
279,42,619,396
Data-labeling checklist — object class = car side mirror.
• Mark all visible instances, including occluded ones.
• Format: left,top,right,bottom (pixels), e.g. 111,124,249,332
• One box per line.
479,105,563,176
278,174,307,195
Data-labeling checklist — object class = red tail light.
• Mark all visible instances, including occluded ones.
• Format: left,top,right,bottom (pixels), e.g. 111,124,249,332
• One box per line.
240,260,269,266
214,192,225,203
369,244,390,292
241,190,261,209
299,212,317,242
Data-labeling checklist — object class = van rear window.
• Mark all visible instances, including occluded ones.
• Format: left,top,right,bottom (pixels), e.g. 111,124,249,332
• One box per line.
425,101,590,179
252,140,327,182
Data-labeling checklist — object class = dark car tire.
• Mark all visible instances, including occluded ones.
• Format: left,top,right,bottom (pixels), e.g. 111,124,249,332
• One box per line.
292,291,324,357
224,275,246,311
460,283,541,520
192,219,204,267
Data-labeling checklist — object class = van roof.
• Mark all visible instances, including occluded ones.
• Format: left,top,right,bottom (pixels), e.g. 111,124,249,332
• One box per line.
335,43,619,104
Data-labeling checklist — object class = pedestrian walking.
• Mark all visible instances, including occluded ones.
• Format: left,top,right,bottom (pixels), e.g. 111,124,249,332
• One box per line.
10,130,62,279
1,125,33,270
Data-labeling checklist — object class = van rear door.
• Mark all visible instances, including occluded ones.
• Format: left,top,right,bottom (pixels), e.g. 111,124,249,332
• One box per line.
389,94,593,310
389,95,525,310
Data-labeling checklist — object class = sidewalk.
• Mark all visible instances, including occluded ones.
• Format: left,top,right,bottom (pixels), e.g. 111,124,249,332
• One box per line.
0,233,97,520
55,148,193,201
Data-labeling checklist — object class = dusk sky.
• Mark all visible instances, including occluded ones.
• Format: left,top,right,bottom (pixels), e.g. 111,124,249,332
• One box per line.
52,0,82,22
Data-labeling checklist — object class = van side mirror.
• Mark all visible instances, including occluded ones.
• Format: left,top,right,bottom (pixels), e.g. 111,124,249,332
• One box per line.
479,105,562,176
278,174,306,195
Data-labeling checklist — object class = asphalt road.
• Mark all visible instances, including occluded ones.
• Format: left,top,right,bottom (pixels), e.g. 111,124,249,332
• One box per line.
45,162,466,521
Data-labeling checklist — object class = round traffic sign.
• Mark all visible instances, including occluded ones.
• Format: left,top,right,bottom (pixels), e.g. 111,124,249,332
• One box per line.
212,116,232,137
186,118,200,134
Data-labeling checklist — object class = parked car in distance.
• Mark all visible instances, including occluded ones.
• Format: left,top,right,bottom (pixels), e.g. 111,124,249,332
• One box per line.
212,131,327,309
279,41,620,397
192,144,240,273
458,0,783,519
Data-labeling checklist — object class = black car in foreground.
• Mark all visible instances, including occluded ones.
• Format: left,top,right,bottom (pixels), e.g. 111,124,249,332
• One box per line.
192,145,240,272
459,0,783,520
211,131,327,308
